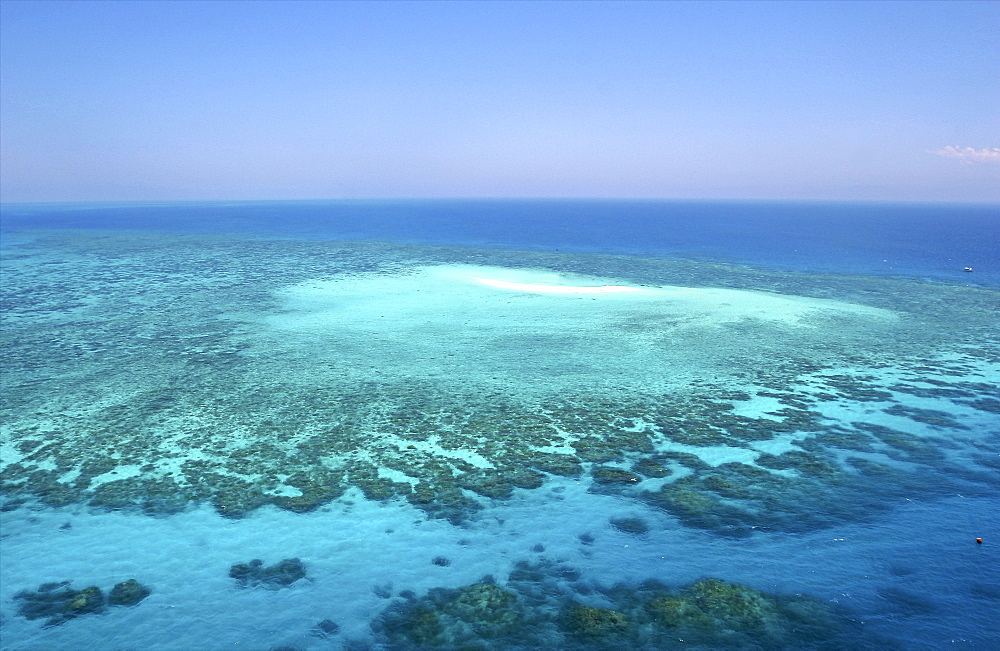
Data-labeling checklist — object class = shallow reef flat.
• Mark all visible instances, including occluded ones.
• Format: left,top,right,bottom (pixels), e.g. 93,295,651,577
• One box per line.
1,231,998,537
2,229,998,649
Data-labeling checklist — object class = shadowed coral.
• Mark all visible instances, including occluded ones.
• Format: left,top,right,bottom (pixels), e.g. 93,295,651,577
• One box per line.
229,558,306,590
374,552,881,647
610,517,650,534
632,457,672,478
446,583,521,637
14,582,105,627
564,604,628,636
457,468,544,499
376,582,521,646
108,579,152,606
647,595,712,630
685,578,777,627
592,466,642,485
272,469,347,513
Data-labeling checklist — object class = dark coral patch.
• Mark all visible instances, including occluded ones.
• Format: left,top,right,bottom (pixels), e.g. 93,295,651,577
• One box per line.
15,582,107,627
229,558,307,590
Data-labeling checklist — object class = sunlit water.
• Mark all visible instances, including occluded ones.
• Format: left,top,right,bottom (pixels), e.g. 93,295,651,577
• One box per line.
1,200,998,649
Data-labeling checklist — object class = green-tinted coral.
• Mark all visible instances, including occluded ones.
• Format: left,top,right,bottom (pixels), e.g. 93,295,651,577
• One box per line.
646,482,719,515
528,453,583,476
685,578,776,627
228,558,307,590
571,437,624,463
14,582,105,627
610,517,650,535
755,451,839,477
592,466,642,485
457,469,544,499
272,469,347,513
373,569,872,649
632,457,671,478
396,604,444,646
646,595,712,630
446,583,521,638
564,604,628,636
108,579,151,606
377,582,521,647
643,577,838,646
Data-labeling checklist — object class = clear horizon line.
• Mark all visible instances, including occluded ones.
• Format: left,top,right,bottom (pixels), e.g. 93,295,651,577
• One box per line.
3,196,998,208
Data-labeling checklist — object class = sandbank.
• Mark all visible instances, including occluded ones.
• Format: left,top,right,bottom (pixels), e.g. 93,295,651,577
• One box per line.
273,264,896,333
473,276,644,294
257,264,897,393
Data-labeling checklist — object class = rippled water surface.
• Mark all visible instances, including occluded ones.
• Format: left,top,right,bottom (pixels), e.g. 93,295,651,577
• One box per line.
1,201,998,649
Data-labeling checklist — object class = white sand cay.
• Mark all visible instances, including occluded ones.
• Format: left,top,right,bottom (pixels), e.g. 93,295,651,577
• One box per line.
454,266,892,324
473,276,644,294
256,264,897,392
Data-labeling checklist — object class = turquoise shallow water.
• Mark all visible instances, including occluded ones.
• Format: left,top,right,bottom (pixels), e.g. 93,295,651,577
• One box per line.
1,201,998,649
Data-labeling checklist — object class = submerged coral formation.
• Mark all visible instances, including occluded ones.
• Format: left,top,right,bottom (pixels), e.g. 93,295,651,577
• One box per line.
376,581,523,647
228,558,307,590
108,578,152,607
564,604,629,637
642,577,846,647
372,561,872,649
310,618,340,639
14,578,150,627
15,583,104,628
609,517,650,535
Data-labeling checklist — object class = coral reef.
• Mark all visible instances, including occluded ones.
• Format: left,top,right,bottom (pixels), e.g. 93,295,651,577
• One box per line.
456,468,545,499
15,583,104,627
643,577,845,647
372,561,874,649
108,579,152,606
228,558,307,590
310,619,340,638
592,466,643,485
564,604,628,637
610,517,650,535
376,581,523,647
1,233,995,541
632,457,672,478
14,578,151,627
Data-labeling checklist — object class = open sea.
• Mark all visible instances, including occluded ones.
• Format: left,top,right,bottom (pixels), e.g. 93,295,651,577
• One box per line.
1,200,998,650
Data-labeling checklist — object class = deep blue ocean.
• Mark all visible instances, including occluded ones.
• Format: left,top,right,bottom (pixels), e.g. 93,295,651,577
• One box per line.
2,200,998,282
1,200,998,650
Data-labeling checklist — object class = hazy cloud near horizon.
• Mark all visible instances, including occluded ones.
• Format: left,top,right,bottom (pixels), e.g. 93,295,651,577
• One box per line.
926,146,1000,165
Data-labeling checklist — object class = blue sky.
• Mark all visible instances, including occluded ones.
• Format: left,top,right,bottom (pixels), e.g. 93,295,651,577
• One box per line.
1,0,997,203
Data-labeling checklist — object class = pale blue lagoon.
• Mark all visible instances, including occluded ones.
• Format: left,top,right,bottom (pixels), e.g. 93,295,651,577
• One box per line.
1,200,998,649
